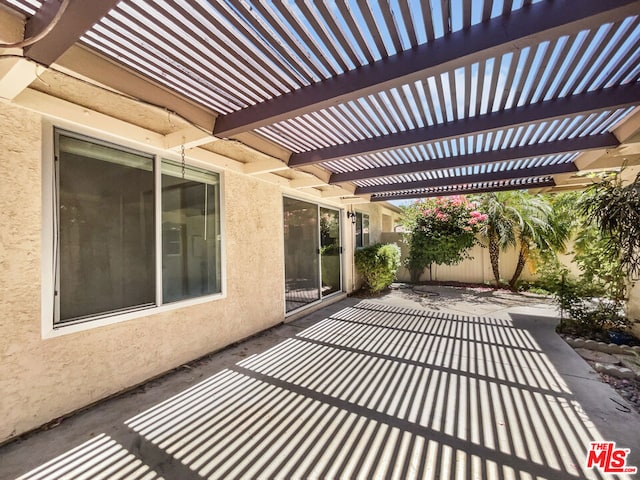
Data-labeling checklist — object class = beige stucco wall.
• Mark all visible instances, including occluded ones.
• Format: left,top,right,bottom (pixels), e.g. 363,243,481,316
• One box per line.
358,203,402,243
0,101,285,442
627,281,640,338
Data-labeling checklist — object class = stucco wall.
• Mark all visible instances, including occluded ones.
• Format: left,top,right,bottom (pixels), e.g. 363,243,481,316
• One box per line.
0,102,285,442
627,281,640,338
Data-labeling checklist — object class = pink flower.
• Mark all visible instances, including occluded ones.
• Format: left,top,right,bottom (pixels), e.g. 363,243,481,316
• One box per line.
450,195,466,206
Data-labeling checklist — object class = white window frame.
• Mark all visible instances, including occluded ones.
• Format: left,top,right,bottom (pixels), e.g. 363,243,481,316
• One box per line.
41,120,226,338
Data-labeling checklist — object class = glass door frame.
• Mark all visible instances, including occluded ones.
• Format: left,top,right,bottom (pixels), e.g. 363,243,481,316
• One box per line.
283,195,344,316
319,206,343,298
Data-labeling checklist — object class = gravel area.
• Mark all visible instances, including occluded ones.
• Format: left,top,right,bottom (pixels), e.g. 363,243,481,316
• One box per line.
597,373,640,414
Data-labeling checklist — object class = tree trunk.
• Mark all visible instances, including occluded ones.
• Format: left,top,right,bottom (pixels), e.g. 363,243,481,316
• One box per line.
489,237,500,285
509,246,528,290
410,269,420,283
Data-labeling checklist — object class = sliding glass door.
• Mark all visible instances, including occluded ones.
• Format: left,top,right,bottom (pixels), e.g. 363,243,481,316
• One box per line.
283,198,342,313
283,198,320,312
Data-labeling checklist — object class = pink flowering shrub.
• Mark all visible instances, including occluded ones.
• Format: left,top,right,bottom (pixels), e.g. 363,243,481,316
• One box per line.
403,196,488,281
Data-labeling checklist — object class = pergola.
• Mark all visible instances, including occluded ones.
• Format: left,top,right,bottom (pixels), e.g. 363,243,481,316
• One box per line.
1,0,639,202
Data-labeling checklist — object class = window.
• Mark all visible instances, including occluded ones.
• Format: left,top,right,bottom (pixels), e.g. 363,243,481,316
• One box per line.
354,212,370,248
161,161,221,303
54,130,221,326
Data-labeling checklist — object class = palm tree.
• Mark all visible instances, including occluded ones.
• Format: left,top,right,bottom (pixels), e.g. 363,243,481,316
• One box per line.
479,191,571,289
508,194,571,289
478,192,519,286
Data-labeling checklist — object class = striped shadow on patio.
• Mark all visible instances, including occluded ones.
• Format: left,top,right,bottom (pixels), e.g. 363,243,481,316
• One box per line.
16,301,624,480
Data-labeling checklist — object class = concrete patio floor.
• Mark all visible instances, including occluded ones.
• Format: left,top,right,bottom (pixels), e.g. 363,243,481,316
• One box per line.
2,286,639,480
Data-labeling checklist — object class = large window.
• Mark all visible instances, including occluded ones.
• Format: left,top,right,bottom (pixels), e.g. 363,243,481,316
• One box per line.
54,131,221,326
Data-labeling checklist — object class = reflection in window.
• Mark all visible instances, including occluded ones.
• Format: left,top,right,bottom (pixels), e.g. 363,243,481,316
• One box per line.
162,161,221,303
355,212,370,248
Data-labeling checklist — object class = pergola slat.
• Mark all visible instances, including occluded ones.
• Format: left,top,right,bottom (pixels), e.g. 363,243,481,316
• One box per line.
294,2,350,74
182,2,296,94
524,40,556,105
357,0,388,58
334,2,375,64
213,0,639,137
398,0,418,46
462,0,472,29
408,82,429,128
502,0,515,16
312,2,362,67
499,50,522,110
289,84,639,166
487,56,505,113
567,22,622,96
482,0,494,22
421,79,439,126
421,1,437,41
440,0,451,35
375,0,402,54
537,38,573,102
463,63,472,118
447,70,459,120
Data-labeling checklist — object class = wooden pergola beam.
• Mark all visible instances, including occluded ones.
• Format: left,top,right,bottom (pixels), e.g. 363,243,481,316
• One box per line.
329,134,617,184
24,0,120,66
355,162,576,194
369,179,557,201
290,85,639,167
213,0,639,137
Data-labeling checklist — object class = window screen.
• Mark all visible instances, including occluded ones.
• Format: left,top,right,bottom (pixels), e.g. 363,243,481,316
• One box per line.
56,133,155,323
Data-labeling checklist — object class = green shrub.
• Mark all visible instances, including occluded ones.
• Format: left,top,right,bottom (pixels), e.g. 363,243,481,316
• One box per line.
555,278,630,335
354,243,401,293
